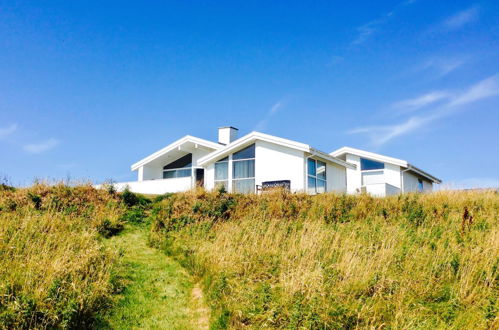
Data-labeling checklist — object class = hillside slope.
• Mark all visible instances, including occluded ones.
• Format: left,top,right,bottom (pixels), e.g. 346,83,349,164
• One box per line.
149,190,499,329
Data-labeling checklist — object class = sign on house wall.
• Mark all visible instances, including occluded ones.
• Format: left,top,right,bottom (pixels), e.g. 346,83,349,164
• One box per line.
261,180,291,191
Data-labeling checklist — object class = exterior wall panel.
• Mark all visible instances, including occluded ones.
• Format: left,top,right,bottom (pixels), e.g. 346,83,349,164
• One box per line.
326,162,347,192
255,140,305,192
204,163,215,191
385,163,401,188
345,154,361,194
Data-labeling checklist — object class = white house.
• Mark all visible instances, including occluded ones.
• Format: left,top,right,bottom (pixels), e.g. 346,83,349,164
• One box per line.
105,127,440,196
330,147,441,196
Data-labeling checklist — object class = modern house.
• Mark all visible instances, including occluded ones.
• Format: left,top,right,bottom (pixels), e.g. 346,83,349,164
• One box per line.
105,127,441,196
330,147,441,196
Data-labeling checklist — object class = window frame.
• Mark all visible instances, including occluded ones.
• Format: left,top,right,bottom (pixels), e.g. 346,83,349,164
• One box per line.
162,167,192,179
307,158,327,194
214,157,229,189
360,157,385,186
163,153,193,179
231,144,256,193
360,157,385,171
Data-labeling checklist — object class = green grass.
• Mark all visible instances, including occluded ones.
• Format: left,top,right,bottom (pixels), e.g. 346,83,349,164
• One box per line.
149,190,499,329
98,225,208,329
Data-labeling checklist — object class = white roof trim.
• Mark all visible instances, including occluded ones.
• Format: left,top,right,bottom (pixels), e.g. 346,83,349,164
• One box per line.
308,148,356,169
331,146,408,167
198,131,355,169
330,146,441,183
131,135,222,171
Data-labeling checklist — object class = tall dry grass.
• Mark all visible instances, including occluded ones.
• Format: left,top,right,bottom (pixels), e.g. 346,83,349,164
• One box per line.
0,184,127,328
149,189,499,329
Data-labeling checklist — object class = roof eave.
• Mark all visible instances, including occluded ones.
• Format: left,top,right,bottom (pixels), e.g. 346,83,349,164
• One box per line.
130,135,221,171
330,146,408,167
198,131,311,166
407,164,442,184
309,148,357,169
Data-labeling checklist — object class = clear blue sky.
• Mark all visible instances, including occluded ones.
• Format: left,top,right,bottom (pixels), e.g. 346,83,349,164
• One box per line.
1,0,498,188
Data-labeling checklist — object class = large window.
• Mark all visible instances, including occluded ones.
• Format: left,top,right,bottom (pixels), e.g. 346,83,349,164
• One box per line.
360,157,384,186
360,158,384,171
307,158,326,194
232,144,255,193
214,156,229,189
163,154,192,179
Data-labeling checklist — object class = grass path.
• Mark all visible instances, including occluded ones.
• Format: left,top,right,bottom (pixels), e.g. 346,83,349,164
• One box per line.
98,226,209,329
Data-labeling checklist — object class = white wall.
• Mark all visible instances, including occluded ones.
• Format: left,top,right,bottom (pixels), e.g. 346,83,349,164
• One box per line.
385,163,401,188
344,154,401,196
423,180,433,192
255,140,306,192
364,183,386,196
138,165,162,181
386,183,401,195
204,163,215,191
98,177,193,195
326,162,347,193
192,149,213,167
403,171,432,192
403,171,419,192
345,154,362,194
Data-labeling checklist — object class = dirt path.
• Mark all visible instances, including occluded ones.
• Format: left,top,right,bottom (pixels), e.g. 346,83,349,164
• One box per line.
99,227,209,329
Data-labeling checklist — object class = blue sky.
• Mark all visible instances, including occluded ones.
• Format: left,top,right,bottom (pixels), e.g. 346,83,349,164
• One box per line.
1,0,498,188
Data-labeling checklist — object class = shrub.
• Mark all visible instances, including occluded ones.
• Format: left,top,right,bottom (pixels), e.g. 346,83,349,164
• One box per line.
120,188,151,207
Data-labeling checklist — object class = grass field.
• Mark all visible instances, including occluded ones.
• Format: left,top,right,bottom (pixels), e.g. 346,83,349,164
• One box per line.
98,226,208,329
1,184,497,329
0,184,211,329
149,189,499,329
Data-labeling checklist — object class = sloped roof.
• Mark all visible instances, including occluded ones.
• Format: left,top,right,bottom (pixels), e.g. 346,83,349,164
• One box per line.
131,135,222,171
198,131,356,169
330,146,442,183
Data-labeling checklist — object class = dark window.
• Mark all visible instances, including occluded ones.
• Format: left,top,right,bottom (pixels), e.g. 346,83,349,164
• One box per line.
232,144,255,160
360,158,384,171
196,169,204,187
307,158,316,176
418,178,424,192
163,154,192,179
163,154,192,170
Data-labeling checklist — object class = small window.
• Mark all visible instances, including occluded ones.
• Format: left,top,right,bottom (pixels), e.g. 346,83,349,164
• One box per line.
307,158,327,194
418,178,424,192
360,158,384,171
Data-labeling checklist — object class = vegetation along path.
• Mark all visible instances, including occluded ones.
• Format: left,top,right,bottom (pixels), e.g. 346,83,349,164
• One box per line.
99,226,209,329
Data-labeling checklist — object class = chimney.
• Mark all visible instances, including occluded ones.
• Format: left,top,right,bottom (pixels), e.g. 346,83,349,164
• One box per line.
218,126,238,145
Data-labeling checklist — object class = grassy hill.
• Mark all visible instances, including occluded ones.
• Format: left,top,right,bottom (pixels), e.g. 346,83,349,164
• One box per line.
148,189,498,329
0,184,127,328
0,184,497,329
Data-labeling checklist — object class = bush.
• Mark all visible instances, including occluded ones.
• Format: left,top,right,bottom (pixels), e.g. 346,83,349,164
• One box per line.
120,188,151,207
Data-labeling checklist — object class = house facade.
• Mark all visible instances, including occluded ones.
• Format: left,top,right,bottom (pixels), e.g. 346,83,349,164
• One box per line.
106,127,440,196
330,147,441,196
